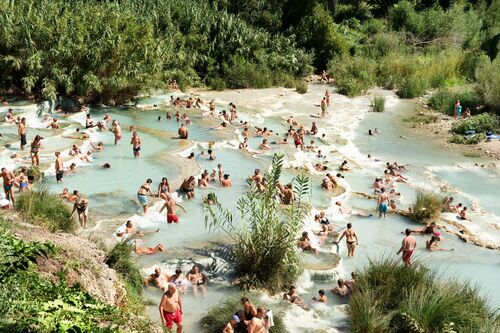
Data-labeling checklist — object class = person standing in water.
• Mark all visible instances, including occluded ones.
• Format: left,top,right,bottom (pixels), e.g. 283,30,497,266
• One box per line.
70,198,89,228
325,90,331,107
137,179,154,213
18,117,27,150
397,229,416,267
159,195,187,224
130,131,141,157
320,97,327,118
247,307,267,333
377,187,390,218
178,123,188,139
1,167,16,206
55,152,64,183
337,223,358,257
159,284,183,333
112,120,122,145
30,135,43,166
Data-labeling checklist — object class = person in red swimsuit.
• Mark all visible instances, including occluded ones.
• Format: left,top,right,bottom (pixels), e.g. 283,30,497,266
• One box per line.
160,194,186,224
159,284,183,332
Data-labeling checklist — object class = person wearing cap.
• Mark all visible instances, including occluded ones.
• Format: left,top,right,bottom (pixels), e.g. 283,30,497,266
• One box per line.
223,315,240,333
71,197,89,228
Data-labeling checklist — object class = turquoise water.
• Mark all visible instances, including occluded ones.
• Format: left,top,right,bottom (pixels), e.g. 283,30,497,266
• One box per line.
1,86,499,332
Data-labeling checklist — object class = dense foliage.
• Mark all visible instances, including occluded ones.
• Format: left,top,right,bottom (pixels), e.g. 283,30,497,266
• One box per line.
451,113,499,135
428,87,479,116
203,154,310,292
0,0,311,103
371,96,386,112
16,188,74,232
348,258,500,333
200,297,288,333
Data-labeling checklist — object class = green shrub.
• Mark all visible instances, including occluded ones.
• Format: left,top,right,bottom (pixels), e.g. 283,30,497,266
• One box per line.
210,78,226,91
409,190,442,223
16,189,74,233
105,242,143,311
428,88,479,116
348,257,499,333
398,76,428,98
224,59,273,89
448,133,486,145
475,58,500,112
371,96,385,112
200,297,288,333
451,113,499,134
295,81,308,94
328,56,376,96
403,112,438,126
204,154,310,293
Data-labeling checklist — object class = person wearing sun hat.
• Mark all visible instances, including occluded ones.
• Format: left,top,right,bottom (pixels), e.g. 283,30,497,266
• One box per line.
223,315,240,333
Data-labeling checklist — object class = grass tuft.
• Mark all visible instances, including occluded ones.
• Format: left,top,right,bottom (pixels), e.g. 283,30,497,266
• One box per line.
409,190,442,224
371,95,386,112
16,188,74,232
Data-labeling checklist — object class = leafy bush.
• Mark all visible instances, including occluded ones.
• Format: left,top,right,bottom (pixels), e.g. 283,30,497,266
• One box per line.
328,56,376,96
348,257,499,333
451,113,499,134
224,59,273,89
200,297,288,333
428,88,480,116
398,76,428,98
210,78,226,91
295,81,308,94
475,58,500,112
409,190,442,223
16,189,74,233
0,227,56,281
448,133,486,145
371,96,385,112
204,154,310,293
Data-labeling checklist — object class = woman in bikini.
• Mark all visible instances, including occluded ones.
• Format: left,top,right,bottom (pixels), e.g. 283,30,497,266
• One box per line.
157,177,171,200
426,236,454,252
187,265,208,297
338,223,358,257
16,167,30,192
137,179,154,213
71,198,89,228
30,135,43,166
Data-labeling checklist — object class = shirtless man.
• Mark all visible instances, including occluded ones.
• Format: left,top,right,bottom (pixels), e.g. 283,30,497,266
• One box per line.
47,118,60,129
209,100,216,114
1,168,16,205
159,284,183,333
4,109,15,123
144,267,170,291
137,179,154,213
331,279,349,296
377,187,390,218
112,120,122,145
280,184,294,204
130,131,141,157
85,113,94,129
293,131,304,150
18,117,27,150
247,307,267,333
159,195,187,224
397,229,416,267
259,139,271,150
338,223,358,257
426,236,454,252
187,265,208,297
179,176,196,199
298,231,318,253
249,169,263,184
283,285,304,306
220,174,232,187
55,152,64,183
310,121,318,135
320,97,327,118
178,123,188,139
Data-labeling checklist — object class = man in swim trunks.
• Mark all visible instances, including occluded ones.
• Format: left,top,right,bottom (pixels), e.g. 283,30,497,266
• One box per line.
55,152,64,183
1,167,16,205
112,120,122,145
130,131,141,157
137,179,154,213
178,123,188,139
338,223,358,257
159,284,183,333
377,187,390,218
135,243,166,255
145,268,170,290
18,117,27,150
397,229,416,267
320,97,327,118
159,195,187,224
